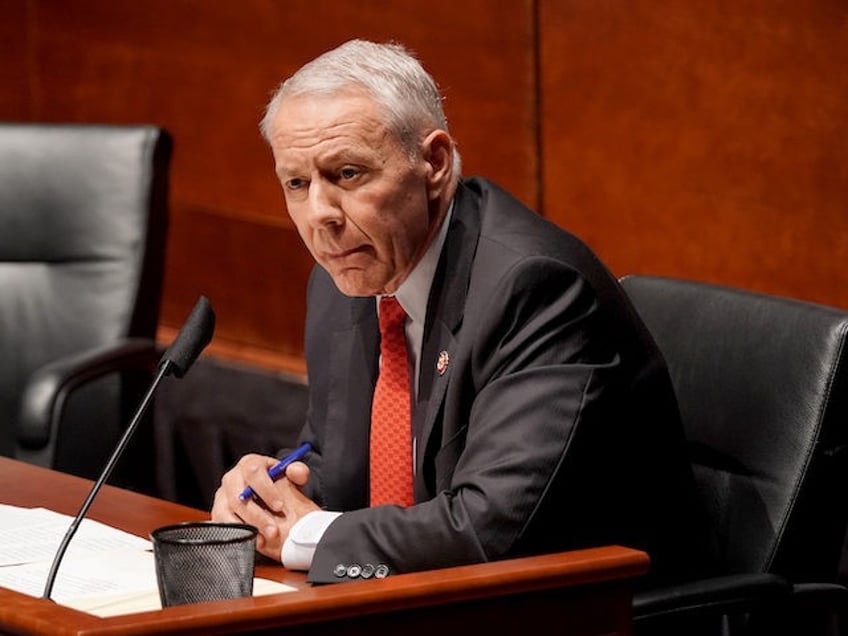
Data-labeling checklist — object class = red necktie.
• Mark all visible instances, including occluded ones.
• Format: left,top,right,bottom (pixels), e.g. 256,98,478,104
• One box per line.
369,296,414,507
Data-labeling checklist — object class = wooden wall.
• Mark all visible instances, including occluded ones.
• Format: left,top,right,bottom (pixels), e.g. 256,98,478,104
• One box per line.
539,0,848,309
4,1,847,375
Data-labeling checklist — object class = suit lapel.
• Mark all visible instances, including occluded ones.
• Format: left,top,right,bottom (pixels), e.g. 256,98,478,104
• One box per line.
414,182,482,491
326,295,379,507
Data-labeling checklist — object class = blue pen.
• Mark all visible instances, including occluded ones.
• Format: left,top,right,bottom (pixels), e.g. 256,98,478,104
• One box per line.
238,442,312,501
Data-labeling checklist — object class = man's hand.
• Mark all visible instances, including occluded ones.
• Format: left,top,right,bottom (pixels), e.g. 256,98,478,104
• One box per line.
211,454,320,562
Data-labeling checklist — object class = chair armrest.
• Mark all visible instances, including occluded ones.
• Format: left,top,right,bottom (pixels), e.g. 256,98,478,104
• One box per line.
633,572,792,622
16,338,161,450
791,581,848,611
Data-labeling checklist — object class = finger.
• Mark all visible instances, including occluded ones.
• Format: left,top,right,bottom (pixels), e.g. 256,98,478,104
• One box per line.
276,478,322,523
256,534,283,561
220,455,283,512
240,459,287,512
210,498,242,523
284,461,310,487
211,483,250,521
240,507,284,560
234,497,283,535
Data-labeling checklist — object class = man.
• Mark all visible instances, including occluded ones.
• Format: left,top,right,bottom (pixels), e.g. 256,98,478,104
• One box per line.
212,39,714,586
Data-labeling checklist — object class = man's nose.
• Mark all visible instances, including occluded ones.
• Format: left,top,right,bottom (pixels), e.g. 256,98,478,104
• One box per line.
306,181,344,228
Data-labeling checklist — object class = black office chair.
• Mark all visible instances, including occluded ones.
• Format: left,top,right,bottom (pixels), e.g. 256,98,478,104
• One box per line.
0,123,171,493
620,274,848,636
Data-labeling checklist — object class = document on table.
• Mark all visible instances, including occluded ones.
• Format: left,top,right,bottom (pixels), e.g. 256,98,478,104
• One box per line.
0,504,295,616
0,504,152,566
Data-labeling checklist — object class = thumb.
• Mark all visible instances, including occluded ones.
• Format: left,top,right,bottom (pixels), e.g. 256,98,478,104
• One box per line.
285,461,310,487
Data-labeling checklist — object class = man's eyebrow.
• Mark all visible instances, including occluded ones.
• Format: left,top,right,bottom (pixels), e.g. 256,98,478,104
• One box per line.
275,164,295,178
275,147,371,177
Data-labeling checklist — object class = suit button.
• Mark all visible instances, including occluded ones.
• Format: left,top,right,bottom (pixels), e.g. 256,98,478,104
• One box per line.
360,563,375,579
347,564,362,578
374,563,390,578
333,563,347,577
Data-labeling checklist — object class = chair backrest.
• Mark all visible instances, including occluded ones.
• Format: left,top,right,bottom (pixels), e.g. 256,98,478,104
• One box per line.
0,123,171,459
620,275,848,584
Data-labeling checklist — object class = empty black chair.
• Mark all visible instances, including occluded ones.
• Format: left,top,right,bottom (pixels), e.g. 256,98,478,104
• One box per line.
0,123,171,492
620,274,848,636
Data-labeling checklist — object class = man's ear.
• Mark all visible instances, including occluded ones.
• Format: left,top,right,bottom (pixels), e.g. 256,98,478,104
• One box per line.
422,130,454,201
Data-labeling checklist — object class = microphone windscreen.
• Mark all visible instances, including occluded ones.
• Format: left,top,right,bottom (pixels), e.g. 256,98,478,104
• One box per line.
160,295,216,377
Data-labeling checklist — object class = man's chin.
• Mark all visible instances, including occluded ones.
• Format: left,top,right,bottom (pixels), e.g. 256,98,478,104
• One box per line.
329,271,385,298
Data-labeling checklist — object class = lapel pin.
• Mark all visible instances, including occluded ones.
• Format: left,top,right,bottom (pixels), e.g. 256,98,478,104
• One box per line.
436,350,450,375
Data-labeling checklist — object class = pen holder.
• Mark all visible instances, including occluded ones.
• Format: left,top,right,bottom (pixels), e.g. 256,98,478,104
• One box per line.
151,521,258,607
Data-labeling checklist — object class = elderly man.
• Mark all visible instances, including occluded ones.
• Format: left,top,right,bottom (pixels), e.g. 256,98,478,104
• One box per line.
212,39,714,586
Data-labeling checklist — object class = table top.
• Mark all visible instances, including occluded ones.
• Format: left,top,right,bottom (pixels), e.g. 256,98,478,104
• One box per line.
0,456,649,635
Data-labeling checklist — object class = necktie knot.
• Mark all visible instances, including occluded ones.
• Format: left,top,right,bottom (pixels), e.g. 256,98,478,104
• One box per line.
379,295,406,334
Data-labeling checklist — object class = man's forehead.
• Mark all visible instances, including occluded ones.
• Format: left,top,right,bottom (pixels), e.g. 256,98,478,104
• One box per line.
269,99,400,170
271,92,387,141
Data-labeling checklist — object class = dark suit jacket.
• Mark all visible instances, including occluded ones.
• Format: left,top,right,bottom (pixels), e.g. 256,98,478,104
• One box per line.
297,177,715,585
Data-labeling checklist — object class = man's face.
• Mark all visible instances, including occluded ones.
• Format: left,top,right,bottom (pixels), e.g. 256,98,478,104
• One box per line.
267,90,437,296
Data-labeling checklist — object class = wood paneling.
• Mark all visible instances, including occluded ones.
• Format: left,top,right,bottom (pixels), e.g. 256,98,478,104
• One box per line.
5,0,848,369
0,1,30,118
163,206,313,366
540,0,848,309
4,0,536,372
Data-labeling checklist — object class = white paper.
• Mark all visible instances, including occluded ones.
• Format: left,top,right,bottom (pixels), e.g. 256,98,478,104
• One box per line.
64,576,293,617
0,504,295,615
0,504,151,566
0,549,158,603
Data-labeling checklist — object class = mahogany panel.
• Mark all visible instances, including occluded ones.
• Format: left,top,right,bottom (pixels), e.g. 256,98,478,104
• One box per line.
0,0,30,118
161,206,312,366
4,0,536,370
8,0,848,368
540,0,848,309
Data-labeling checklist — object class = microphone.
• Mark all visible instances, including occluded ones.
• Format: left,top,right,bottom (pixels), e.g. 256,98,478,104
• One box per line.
42,295,216,600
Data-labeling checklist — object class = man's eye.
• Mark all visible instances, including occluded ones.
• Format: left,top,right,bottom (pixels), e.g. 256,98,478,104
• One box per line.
286,178,307,190
339,167,360,180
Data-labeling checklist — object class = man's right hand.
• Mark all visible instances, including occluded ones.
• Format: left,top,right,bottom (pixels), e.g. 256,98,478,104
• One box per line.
211,453,318,562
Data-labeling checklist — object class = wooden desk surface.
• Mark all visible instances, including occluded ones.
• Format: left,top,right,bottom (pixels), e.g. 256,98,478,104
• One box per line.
0,457,649,635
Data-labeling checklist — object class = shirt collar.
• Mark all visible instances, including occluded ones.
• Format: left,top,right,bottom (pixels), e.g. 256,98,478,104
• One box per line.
390,200,454,323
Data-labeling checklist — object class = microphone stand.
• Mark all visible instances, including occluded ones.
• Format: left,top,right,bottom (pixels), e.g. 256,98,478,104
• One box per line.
42,360,174,600
40,294,214,601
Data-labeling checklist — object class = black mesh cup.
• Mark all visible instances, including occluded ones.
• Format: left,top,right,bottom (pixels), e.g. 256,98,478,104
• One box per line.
151,521,258,607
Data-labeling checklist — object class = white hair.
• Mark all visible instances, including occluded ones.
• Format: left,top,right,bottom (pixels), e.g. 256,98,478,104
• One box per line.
260,39,461,177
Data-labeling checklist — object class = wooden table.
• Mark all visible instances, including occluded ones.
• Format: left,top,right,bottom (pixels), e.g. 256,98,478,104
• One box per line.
0,457,649,635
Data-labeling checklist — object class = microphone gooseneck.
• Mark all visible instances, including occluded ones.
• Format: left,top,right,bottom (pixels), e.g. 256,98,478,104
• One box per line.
42,296,216,600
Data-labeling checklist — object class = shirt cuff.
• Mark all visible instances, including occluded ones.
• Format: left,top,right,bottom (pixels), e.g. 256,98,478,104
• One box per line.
281,510,342,571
